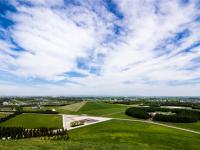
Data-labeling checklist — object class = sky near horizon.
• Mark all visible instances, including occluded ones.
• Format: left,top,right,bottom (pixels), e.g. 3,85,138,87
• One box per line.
0,0,200,96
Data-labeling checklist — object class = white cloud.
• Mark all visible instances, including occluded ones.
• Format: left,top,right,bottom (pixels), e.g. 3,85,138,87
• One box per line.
5,2,114,80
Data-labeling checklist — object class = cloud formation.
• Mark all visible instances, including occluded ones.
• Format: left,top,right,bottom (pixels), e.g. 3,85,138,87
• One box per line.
0,0,200,96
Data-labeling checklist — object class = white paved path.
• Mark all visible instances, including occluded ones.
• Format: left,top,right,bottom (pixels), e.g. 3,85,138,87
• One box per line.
114,118,200,135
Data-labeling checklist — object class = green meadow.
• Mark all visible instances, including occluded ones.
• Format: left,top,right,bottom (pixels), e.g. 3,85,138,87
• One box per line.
0,113,62,128
0,101,200,150
0,120,200,150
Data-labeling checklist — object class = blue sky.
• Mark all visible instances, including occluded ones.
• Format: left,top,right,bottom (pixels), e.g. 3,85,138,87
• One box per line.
0,0,200,96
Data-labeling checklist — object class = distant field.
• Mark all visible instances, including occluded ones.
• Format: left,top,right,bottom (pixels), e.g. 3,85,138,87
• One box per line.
103,111,135,119
73,101,130,116
0,113,62,128
58,101,87,112
0,119,199,150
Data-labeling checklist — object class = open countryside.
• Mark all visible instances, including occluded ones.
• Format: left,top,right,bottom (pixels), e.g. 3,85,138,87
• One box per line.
0,97,200,150
1,0,200,149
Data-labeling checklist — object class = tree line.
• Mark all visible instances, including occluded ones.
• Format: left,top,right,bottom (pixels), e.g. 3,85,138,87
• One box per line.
0,127,68,140
125,107,200,123
0,112,22,123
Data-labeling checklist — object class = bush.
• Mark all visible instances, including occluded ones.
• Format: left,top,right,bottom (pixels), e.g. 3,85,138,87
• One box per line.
153,114,198,123
70,120,85,127
0,127,69,140
0,112,22,123
125,107,200,123
125,107,151,119
22,110,59,114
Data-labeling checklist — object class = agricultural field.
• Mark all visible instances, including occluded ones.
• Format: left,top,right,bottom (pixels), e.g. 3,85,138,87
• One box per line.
0,120,200,150
0,113,62,128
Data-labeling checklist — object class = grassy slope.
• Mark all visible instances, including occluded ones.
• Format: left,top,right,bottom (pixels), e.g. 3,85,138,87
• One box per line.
160,121,200,132
0,113,62,128
0,120,200,150
73,101,130,116
103,104,200,132
57,101,87,112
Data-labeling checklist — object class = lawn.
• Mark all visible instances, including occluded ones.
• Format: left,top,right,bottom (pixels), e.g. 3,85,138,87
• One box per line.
57,101,87,112
161,121,200,132
0,119,199,150
103,111,135,119
22,101,130,115
0,113,62,128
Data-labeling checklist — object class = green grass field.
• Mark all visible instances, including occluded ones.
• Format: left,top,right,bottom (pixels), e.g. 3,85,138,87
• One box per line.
58,101,87,112
0,101,200,150
0,113,62,128
72,101,130,116
161,121,200,132
0,119,200,150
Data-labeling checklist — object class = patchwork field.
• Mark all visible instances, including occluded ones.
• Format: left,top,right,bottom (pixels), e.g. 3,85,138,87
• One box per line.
0,113,62,128
0,120,200,150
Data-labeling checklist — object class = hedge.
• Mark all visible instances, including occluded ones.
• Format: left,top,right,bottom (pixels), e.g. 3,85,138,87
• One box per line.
125,107,200,123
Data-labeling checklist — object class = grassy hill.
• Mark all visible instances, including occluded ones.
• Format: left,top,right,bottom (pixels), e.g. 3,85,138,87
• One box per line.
0,113,62,128
57,101,87,112
161,121,200,132
0,119,199,150
73,101,130,116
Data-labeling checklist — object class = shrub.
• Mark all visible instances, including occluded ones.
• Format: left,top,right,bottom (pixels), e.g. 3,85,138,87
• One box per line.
153,114,198,123
125,107,151,119
0,127,69,140
0,112,22,123
70,120,85,127
125,107,200,123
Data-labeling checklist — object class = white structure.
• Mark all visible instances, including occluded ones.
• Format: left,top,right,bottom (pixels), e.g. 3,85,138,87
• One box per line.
62,115,111,130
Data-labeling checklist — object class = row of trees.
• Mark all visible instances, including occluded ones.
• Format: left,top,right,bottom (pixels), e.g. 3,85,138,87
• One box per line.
0,112,21,123
153,114,199,123
109,100,200,109
0,127,68,140
125,107,200,123
22,110,59,114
